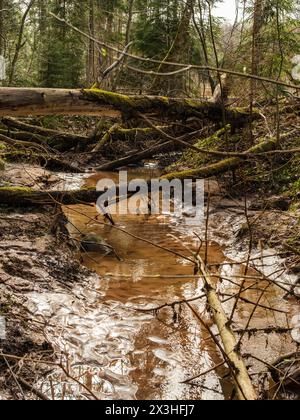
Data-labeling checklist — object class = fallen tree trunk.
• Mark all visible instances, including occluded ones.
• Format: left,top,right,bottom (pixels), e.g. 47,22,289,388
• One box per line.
92,123,120,153
0,184,146,207
0,129,46,144
0,88,120,117
84,89,259,124
92,125,172,151
193,255,258,400
0,88,259,126
163,137,278,180
0,133,47,150
95,140,173,171
0,187,102,207
2,117,90,150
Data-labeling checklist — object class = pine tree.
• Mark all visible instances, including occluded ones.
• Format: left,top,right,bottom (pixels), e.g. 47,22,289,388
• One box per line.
39,0,85,88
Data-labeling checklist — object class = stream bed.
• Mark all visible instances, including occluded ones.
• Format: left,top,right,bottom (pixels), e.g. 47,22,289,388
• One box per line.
25,169,299,400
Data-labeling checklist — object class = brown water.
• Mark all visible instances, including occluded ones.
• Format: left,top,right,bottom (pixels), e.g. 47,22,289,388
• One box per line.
28,170,298,400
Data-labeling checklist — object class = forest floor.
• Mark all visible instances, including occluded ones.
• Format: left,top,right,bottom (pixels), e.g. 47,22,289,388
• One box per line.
0,104,299,399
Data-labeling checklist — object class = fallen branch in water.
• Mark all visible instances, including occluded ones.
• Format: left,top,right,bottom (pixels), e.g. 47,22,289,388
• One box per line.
186,301,257,400
192,253,258,400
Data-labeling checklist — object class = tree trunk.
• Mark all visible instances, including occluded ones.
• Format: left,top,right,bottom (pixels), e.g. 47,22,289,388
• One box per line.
0,0,4,57
151,0,196,95
0,128,49,144
95,140,174,172
0,88,259,125
0,88,120,117
0,187,102,207
87,0,96,86
9,0,36,85
92,125,172,149
2,148,84,173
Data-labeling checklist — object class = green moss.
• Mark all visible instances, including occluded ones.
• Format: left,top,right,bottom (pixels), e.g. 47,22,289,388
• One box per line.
162,157,239,181
169,125,232,171
117,127,155,141
0,186,32,193
184,99,205,108
291,177,300,193
158,96,170,105
84,89,134,110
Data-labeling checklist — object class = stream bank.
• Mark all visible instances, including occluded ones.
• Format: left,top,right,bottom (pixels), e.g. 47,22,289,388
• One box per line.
0,164,299,400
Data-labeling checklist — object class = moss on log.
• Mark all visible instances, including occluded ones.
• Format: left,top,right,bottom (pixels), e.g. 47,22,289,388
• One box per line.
92,123,120,153
0,88,259,126
172,125,234,170
163,137,278,180
100,126,170,143
0,129,46,144
0,187,102,207
84,88,259,124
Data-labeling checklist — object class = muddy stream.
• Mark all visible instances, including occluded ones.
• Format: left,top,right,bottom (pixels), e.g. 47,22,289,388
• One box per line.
26,168,298,400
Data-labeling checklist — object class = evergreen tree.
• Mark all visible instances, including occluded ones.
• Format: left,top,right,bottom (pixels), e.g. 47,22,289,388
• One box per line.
39,0,86,88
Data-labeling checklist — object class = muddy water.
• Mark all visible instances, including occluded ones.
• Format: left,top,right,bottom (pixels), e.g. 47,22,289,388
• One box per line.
30,170,298,400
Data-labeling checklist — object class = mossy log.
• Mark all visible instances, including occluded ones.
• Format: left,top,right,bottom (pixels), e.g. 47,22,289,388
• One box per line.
0,134,46,151
0,187,103,207
92,126,172,152
0,184,144,208
2,117,89,150
92,123,120,153
163,137,278,180
84,89,259,125
0,128,46,144
0,88,259,126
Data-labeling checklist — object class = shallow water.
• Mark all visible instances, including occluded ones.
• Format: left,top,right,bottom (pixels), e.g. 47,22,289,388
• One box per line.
29,170,298,400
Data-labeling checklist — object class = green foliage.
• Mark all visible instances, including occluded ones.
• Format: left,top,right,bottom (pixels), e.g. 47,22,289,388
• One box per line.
0,0,299,93
133,0,181,59
39,1,85,88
